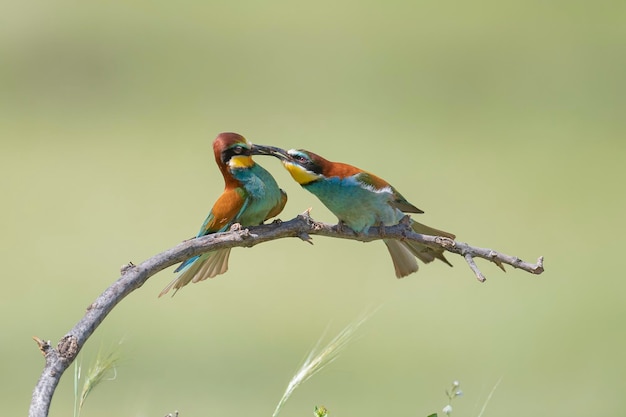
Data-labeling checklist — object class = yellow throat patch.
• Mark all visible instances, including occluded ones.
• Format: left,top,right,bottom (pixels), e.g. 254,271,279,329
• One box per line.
229,155,254,169
284,162,319,185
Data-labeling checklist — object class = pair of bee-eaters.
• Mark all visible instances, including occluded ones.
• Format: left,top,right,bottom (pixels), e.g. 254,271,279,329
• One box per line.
159,132,455,296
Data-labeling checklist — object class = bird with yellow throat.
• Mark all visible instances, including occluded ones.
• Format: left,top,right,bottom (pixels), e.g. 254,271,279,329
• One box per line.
159,133,287,296
252,145,454,278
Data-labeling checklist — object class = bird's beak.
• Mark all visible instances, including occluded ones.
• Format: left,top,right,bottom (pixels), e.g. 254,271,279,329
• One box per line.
251,144,291,161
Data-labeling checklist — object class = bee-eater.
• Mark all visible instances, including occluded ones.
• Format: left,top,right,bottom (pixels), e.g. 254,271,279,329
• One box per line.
159,133,287,296
252,145,454,278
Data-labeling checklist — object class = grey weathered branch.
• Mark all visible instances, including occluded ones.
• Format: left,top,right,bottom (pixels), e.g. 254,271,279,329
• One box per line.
29,211,543,417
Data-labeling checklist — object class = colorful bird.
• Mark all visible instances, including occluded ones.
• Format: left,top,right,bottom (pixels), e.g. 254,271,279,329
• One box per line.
252,145,454,278
159,133,287,296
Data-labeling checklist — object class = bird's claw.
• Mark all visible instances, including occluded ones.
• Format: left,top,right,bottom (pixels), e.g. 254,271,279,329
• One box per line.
376,220,386,238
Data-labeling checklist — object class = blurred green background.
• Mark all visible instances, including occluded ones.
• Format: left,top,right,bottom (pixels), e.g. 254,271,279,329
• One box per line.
2,0,625,416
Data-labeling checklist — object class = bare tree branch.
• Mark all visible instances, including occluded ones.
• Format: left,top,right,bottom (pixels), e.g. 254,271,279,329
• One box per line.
29,211,544,417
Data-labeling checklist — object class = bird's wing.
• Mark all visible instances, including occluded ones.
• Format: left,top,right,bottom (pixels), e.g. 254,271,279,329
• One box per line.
171,188,249,275
387,187,424,214
197,187,249,236
355,172,424,214
264,189,288,221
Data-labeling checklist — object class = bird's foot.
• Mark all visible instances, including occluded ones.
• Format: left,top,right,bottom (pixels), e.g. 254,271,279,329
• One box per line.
376,220,386,238
229,223,243,232
335,220,347,233
398,215,413,241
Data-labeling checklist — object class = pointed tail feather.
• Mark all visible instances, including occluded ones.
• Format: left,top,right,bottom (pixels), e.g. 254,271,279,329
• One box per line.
408,221,455,266
381,221,455,278
411,221,455,240
402,239,453,266
383,239,419,278
158,248,231,297
192,249,231,283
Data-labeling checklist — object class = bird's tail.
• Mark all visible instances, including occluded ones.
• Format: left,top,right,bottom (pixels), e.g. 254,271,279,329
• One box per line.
158,248,231,297
383,239,419,278
383,221,455,278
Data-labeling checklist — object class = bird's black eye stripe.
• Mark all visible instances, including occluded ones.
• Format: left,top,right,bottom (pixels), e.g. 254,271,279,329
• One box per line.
222,144,251,163
292,153,323,175
310,162,323,175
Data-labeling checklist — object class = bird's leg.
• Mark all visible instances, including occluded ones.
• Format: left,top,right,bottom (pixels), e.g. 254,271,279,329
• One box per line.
335,220,365,237
376,219,386,238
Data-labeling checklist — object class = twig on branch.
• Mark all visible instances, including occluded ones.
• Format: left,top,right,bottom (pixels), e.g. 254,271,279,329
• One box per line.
29,210,544,417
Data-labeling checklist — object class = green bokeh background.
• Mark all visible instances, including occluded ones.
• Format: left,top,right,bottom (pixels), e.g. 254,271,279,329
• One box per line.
2,1,625,416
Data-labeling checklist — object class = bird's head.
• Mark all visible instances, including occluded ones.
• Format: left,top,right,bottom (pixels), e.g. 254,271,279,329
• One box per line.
252,145,327,185
213,132,256,172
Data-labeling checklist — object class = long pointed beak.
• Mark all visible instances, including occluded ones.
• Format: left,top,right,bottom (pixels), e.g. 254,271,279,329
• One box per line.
251,144,291,161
